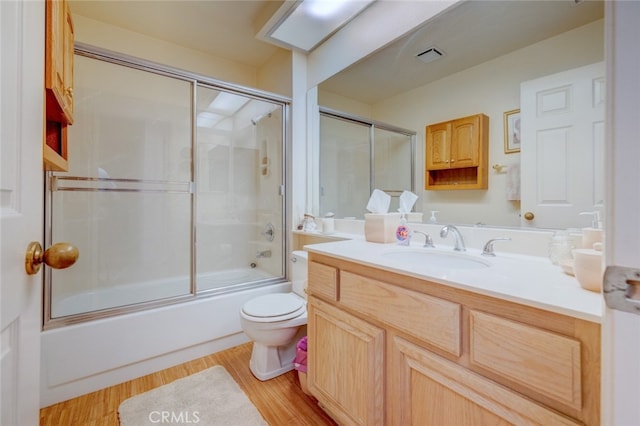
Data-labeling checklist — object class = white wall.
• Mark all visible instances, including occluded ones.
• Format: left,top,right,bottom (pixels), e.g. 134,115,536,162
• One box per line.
73,14,291,94
319,91,372,118
258,49,293,97
320,20,604,227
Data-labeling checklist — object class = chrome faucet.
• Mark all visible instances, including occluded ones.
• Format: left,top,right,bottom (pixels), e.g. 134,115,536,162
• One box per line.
481,238,511,256
440,225,466,251
413,230,435,248
256,250,272,258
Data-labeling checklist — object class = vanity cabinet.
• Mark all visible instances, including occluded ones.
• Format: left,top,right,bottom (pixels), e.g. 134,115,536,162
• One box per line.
390,336,579,425
425,113,488,190
307,254,600,425
44,0,74,171
308,298,384,425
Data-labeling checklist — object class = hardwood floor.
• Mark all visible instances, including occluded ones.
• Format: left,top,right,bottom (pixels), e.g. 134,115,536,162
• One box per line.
40,342,337,426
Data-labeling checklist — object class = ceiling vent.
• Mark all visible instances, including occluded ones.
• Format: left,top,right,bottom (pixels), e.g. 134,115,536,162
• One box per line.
416,47,445,64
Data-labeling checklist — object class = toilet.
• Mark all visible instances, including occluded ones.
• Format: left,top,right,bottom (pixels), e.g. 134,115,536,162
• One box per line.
240,250,308,381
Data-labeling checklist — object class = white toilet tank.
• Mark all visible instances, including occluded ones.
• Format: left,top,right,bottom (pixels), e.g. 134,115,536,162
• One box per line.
290,250,308,298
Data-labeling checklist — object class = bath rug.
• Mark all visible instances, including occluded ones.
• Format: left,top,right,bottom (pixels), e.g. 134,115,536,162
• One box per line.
118,365,267,426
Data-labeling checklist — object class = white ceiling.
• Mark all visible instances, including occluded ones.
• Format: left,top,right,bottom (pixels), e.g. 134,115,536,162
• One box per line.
321,0,604,103
69,0,604,104
68,0,285,68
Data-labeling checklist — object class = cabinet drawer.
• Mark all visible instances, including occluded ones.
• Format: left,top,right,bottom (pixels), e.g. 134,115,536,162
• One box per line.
340,271,461,356
469,310,582,411
308,261,338,301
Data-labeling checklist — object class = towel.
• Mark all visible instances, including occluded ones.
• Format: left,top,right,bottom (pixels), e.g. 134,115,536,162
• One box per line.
506,163,521,200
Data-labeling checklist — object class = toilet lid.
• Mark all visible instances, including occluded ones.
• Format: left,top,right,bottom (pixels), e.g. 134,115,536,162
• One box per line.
242,293,305,320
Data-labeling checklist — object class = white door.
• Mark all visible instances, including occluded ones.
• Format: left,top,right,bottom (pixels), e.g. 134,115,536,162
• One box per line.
602,1,640,424
1,1,45,425
520,62,605,229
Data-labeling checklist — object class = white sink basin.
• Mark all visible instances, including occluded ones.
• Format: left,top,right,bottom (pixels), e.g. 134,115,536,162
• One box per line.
381,249,490,270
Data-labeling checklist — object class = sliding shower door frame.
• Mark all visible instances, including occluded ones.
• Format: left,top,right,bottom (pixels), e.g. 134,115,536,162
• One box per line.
317,107,417,218
43,43,290,329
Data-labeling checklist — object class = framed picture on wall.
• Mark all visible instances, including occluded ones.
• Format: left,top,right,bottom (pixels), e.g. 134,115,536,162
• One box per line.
503,109,521,154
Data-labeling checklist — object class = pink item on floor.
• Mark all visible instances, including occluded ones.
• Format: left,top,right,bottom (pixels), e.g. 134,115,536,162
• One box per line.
293,336,307,373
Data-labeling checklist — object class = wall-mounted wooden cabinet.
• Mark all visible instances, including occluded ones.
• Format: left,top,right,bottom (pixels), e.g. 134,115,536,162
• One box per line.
425,113,488,190
44,0,74,171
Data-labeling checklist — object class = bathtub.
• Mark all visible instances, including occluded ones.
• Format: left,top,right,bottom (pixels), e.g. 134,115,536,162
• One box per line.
52,268,274,318
41,274,290,407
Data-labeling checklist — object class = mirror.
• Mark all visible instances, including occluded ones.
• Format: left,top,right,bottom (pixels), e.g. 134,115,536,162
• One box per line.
317,0,604,229
318,110,415,219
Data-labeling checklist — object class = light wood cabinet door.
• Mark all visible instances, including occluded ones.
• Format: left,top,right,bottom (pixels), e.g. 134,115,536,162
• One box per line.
45,0,74,124
390,336,580,426
308,297,385,426
425,121,451,170
450,115,480,167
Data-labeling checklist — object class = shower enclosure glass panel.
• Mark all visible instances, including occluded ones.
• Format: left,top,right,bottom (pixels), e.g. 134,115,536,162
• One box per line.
319,115,370,218
319,112,415,218
48,55,193,319
46,50,288,326
373,127,414,212
195,85,284,292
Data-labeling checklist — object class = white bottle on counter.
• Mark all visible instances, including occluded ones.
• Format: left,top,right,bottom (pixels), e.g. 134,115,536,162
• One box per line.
579,211,604,249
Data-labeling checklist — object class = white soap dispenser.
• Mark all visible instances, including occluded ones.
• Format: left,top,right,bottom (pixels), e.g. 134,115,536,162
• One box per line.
428,211,439,224
579,211,604,249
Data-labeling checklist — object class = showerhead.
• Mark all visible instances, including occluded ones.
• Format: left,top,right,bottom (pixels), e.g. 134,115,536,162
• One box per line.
251,112,272,126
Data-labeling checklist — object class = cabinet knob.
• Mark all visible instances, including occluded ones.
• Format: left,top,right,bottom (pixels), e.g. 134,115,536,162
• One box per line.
523,212,535,221
65,87,73,97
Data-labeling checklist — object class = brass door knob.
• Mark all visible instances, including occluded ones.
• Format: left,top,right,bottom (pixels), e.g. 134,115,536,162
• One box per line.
523,211,535,221
25,242,79,275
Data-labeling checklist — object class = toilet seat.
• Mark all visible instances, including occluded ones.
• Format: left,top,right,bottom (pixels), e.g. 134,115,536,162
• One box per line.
242,293,305,323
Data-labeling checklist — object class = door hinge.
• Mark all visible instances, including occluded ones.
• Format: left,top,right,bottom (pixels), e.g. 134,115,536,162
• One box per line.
603,265,640,315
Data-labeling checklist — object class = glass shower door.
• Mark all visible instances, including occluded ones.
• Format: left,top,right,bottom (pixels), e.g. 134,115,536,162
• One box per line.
373,127,414,213
319,115,371,218
318,112,415,218
47,55,193,321
195,85,285,293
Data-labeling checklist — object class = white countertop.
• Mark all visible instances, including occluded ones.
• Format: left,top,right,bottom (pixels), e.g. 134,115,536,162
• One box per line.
304,239,603,323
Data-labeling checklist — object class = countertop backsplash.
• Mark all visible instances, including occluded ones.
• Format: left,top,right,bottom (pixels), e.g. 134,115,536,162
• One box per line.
320,218,557,258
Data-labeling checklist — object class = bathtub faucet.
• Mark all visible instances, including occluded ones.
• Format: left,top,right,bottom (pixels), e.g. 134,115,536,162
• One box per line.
256,250,272,259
